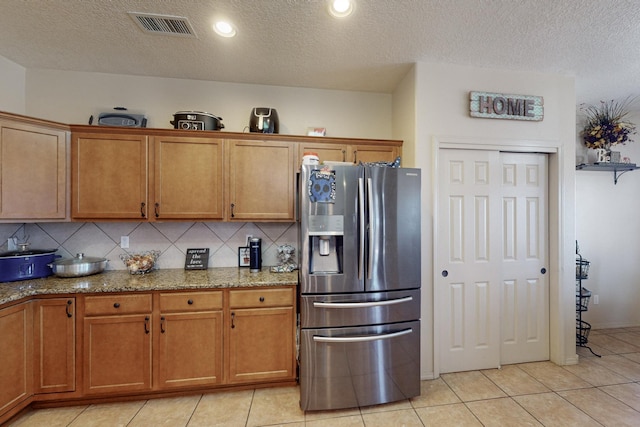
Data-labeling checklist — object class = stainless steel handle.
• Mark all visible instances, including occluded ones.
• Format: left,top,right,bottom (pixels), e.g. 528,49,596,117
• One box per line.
358,177,365,280
313,328,413,343
313,296,413,309
367,177,374,279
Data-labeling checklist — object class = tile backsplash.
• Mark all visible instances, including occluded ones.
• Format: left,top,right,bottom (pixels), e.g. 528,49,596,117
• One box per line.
0,221,298,271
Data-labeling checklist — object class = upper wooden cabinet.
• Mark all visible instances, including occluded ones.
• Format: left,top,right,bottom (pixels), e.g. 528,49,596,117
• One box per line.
297,140,401,169
0,116,68,220
71,132,148,220
71,132,224,221
69,125,402,222
153,136,224,220
227,139,295,221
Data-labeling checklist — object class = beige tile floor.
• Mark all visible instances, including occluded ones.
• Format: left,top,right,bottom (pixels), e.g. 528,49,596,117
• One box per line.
8,327,640,427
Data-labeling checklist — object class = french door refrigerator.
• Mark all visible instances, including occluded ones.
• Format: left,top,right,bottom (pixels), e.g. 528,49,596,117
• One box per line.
298,164,421,411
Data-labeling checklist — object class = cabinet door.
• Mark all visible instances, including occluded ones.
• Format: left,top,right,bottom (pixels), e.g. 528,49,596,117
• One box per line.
71,132,148,219
227,140,295,221
0,303,32,415
153,136,224,220
228,307,295,384
351,144,400,164
297,142,348,169
157,311,223,388
83,314,152,394
33,298,75,394
0,120,67,220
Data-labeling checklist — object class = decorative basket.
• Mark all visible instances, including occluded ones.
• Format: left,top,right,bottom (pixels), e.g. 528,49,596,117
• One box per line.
120,250,160,275
576,258,590,279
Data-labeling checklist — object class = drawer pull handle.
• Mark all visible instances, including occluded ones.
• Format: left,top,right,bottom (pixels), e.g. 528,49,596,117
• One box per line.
144,316,150,334
259,296,265,302
66,299,73,318
231,312,235,328
160,316,166,333
155,202,160,218
114,302,120,309
140,202,146,218
188,299,194,305
230,203,235,218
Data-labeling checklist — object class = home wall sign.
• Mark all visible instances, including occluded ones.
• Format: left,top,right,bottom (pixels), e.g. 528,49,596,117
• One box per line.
469,91,544,121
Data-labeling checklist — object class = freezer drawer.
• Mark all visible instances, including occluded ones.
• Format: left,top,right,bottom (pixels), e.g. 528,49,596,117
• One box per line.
299,320,420,411
300,289,420,328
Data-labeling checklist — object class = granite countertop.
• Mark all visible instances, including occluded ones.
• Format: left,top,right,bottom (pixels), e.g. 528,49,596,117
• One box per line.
0,268,298,306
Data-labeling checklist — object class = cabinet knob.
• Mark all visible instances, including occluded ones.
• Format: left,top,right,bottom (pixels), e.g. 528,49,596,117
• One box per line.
187,299,194,305
113,302,120,308
259,296,265,302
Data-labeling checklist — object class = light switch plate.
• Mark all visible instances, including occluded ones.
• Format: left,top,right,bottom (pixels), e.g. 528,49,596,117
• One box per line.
120,236,130,249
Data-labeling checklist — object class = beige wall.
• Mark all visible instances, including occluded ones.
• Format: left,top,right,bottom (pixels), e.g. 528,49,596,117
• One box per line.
404,61,577,378
575,110,640,329
0,56,25,113
24,69,393,140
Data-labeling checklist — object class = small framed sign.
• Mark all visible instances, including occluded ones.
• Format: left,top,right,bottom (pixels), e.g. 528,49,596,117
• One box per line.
238,247,250,267
185,248,209,270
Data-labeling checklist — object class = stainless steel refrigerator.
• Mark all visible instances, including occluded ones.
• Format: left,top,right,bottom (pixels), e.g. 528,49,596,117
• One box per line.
298,164,421,411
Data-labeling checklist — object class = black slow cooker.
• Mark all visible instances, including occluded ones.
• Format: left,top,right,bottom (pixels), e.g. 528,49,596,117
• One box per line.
0,248,59,283
170,111,224,131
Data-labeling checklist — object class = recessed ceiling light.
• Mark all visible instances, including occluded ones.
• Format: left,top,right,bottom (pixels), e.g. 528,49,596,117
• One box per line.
213,20,236,37
328,0,354,18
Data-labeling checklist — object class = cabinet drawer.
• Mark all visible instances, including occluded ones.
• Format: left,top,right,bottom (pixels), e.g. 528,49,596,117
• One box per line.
159,291,223,312
84,294,152,316
229,288,294,308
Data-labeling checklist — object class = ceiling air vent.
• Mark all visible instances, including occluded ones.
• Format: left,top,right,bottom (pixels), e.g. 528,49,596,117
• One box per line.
128,12,196,38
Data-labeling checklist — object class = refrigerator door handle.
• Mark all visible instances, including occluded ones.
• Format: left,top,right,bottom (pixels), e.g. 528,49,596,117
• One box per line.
313,296,413,309
313,328,413,343
358,177,365,280
367,177,374,279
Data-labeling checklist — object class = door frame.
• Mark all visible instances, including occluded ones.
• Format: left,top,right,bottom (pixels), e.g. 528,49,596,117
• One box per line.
431,136,576,377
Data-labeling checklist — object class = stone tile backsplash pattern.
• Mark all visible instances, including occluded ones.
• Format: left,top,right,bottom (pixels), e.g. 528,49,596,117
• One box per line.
0,222,298,271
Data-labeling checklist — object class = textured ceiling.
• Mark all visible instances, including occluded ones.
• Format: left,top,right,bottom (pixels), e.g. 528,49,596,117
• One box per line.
0,0,638,107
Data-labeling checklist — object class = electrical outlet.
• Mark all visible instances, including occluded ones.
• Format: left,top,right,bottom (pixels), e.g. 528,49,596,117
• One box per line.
120,236,130,249
593,295,599,305
7,238,17,251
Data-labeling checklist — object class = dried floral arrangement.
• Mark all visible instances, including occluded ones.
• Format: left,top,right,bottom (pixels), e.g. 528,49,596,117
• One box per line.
580,96,637,150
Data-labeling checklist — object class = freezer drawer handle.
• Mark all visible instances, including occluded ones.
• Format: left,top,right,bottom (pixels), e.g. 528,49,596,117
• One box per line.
313,296,412,309
313,328,412,343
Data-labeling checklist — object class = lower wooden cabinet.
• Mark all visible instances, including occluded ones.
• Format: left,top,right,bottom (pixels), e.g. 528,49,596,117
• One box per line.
79,287,294,396
0,285,296,422
0,302,32,416
33,298,75,394
157,291,223,388
228,288,296,384
82,294,153,395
